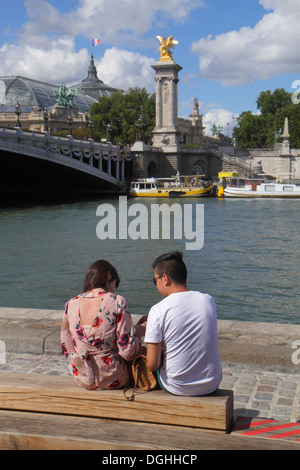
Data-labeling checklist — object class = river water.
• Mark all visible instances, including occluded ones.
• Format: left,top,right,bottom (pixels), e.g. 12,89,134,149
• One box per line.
0,195,299,325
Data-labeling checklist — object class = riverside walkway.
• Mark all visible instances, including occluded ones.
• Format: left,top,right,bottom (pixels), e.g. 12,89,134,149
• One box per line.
1,308,300,433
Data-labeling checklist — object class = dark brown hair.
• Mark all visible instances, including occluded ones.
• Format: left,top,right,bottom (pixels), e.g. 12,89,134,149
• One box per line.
84,260,120,292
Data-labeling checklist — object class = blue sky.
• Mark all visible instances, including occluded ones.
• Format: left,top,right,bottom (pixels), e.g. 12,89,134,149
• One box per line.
1,0,300,135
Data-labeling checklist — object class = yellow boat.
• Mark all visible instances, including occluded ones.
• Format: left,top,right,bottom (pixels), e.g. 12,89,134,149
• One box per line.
129,176,212,198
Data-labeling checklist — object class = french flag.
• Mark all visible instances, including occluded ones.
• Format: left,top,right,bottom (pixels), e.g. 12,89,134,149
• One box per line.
92,39,100,46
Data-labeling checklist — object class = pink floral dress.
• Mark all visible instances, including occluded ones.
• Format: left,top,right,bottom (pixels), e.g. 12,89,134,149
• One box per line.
61,292,141,390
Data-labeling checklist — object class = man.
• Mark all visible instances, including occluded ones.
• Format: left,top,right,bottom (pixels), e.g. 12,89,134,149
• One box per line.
144,251,222,396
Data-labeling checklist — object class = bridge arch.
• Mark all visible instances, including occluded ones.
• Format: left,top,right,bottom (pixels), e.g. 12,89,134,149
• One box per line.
0,128,131,195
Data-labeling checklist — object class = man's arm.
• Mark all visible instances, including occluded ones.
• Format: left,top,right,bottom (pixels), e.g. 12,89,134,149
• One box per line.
146,342,162,371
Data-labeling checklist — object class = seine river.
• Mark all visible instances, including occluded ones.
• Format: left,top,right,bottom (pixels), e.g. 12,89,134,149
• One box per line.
0,195,300,325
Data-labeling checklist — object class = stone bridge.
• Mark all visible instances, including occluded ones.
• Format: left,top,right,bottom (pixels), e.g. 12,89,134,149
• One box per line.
0,128,132,195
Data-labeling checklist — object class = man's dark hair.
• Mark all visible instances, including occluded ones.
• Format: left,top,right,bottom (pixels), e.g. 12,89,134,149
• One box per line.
152,251,187,285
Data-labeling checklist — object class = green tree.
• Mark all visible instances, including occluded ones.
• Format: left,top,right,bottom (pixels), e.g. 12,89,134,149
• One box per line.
233,88,300,149
91,88,155,145
256,88,291,116
233,111,274,149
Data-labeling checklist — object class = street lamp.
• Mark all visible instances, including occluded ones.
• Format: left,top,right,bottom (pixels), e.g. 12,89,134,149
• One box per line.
15,103,22,128
88,120,93,139
107,123,111,143
135,115,144,141
68,115,73,136
42,108,49,133
85,114,93,139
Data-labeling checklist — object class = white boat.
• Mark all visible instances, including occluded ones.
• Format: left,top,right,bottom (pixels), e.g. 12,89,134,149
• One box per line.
222,179,300,198
129,175,212,198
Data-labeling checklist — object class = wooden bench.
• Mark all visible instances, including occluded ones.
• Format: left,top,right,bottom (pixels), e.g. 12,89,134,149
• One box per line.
0,371,299,450
0,371,234,449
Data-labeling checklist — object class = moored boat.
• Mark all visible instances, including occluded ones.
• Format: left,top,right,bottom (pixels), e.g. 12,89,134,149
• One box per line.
223,179,300,198
129,175,212,198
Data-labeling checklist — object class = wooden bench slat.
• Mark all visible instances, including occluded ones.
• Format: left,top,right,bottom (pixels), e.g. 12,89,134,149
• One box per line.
0,371,233,432
0,410,299,451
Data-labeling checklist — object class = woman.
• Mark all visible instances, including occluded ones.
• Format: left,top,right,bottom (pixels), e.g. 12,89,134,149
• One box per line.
61,260,145,390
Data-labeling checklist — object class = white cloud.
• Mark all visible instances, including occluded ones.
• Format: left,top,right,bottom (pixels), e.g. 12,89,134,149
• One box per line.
203,108,236,136
0,0,205,88
0,38,88,84
95,48,156,91
72,0,205,38
0,41,156,92
20,0,205,43
191,0,300,86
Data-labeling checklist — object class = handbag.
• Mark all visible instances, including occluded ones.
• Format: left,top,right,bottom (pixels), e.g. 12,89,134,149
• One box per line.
124,354,157,400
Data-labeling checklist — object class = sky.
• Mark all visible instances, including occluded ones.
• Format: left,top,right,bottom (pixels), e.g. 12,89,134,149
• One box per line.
1,0,300,136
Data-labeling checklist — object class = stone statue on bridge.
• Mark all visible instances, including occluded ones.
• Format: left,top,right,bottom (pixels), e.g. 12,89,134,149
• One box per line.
54,83,79,108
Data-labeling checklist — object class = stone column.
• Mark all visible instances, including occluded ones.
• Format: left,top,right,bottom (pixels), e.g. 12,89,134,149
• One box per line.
152,61,182,153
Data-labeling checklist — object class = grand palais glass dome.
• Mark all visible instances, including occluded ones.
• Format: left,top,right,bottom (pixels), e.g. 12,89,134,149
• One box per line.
0,55,120,114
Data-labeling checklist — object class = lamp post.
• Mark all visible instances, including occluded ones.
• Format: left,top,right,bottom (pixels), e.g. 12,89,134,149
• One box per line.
43,108,49,133
15,103,22,128
88,120,93,139
135,114,144,141
68,115,73,136
38,107,49,133
107,123,111,143
85,114,93,139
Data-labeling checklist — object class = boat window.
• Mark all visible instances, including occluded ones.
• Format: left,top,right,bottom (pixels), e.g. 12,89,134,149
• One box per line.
283,186,294,192
264,185,275,192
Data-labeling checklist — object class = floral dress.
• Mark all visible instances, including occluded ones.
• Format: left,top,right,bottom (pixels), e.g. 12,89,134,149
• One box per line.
61,291,141,390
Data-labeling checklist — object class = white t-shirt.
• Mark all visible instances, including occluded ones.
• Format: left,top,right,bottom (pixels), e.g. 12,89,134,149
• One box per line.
144,290,222,396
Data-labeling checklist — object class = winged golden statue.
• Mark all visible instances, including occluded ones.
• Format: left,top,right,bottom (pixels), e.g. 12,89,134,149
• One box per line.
156,35,179,61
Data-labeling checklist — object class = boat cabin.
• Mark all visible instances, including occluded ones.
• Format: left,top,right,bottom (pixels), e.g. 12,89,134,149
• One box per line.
130,178,157,192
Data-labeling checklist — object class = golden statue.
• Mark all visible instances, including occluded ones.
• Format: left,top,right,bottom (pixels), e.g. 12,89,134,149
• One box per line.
156,35,179,61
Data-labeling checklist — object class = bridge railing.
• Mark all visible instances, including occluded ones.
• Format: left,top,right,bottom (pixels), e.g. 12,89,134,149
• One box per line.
0,127,132,186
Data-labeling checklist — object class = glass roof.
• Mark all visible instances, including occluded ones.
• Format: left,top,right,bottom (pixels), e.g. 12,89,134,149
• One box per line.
0,56,120,113
0,76,97,113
